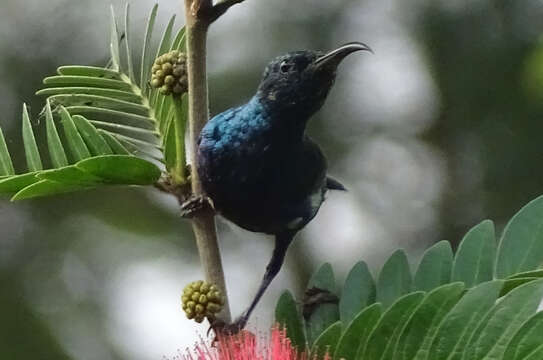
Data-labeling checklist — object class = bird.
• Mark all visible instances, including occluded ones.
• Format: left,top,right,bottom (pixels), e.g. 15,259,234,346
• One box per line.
196,42,372,331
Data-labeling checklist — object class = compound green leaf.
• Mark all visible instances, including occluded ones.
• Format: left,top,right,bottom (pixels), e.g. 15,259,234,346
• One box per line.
123,3,136,82
524,347,543,360
306,263,339,345
57,66,121,80
114,136,162,161
414,241,453,292
59,106,91,161
37,166,104,185
89,121,158,141
109,5,121,71
43,76,132,91
275,290,306,350
37,87,142,104
339,261,376,326
0,128,14,175
22,104,42,171
507,269,543,279
395,282,465,360
171,26,186,52
496,195,543,278
428,280,503,360
503,311,543,360
48,94,148,116
500,277,539,297
452,220,496,287
163,115,177,171
11,180,93,200
308,263,336,293
464,279,543,360
310,321,341,360
98,130,130,155
75,155,160,185
361,292,425,360
44,100,68,168
156,15,176,62
377,250,412,309
65,106,154,129
334,303,382,360
0,173,39,194
140,4,159,95
72,115,113,155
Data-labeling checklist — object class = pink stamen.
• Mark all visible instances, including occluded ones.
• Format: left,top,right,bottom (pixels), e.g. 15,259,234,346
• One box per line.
180,325,329,360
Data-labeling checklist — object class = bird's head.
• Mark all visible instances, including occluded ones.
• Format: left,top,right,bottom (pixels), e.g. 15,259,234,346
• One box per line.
256,42,372,118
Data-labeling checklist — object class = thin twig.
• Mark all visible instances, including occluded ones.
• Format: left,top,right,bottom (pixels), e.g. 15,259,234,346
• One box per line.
172,95,187,184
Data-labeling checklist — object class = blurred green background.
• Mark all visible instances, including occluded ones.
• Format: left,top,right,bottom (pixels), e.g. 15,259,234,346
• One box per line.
1,0,543,359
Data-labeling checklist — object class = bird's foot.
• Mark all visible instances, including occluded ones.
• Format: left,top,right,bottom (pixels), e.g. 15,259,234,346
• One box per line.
210,315,248,337
302,287,339,320
180,195,215,218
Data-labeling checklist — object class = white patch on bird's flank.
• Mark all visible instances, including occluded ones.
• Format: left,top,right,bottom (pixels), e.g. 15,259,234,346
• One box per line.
287,217,304,230
310,190,324,211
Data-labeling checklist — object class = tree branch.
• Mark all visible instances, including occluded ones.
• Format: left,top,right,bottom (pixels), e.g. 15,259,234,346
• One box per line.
183,0,231,322
181,0,249,326
209,0,246,23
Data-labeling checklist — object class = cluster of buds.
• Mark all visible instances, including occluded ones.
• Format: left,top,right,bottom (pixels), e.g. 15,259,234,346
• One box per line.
150,50,188,96
182,280,224,323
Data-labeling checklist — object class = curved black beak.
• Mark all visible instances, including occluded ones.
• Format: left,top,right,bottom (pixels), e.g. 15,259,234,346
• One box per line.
315,42,373,69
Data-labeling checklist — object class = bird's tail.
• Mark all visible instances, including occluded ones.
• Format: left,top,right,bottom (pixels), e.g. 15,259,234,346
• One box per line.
326,176,347,191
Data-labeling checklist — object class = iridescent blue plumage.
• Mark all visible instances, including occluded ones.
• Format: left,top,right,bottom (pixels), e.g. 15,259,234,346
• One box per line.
196,42,372,332
199,96,327,235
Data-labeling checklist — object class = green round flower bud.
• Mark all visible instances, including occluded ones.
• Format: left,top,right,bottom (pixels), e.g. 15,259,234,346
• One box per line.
162,63,173,75
191,292,201,302
173,66,185,77
173,84,185,95
160,84,170,95
151,78,162,88
150,50,188,96
164,75,175,85
181,280,224,324
206,302,221,314
200,283,210,293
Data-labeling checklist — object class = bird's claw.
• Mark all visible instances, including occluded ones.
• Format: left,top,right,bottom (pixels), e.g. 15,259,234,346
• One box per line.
302,287,339,320
180,195,216,218
210,316,247,337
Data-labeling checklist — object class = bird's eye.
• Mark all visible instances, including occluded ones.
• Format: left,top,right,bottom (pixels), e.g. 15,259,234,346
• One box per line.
280,61,292,73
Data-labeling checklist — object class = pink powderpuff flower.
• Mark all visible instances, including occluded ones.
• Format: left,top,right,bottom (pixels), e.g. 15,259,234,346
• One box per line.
180,325,331,360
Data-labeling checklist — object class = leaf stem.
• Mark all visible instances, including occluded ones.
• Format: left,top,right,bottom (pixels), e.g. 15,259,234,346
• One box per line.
172,95,187,184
